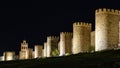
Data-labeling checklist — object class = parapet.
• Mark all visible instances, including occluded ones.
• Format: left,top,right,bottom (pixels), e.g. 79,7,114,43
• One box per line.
96,8,120,15
4,51,15,53
73,22,91,27
60,32,73,36
35,45,43,47
47,36,59,41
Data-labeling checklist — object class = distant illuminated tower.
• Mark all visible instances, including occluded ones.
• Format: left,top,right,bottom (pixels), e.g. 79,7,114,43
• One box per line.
95,8,120,51
72,22,91,54
19,40,28,59
46,36,59,57
59,32,73,56
34,45,43,58
3,51,15,61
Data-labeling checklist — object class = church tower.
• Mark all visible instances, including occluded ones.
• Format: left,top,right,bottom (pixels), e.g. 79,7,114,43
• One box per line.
19,40,28,59
21,40,28,51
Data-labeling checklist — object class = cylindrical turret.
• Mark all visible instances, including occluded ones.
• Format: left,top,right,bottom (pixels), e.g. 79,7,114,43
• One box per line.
59,32,73,56
46,36,59,57
72,22,91,54
95,8,120,51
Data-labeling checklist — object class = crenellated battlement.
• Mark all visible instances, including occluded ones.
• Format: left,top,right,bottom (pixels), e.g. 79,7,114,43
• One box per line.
47,36,59,40
60,32,73,36
73,21,91,53
96,8,120,15
73,22,91,27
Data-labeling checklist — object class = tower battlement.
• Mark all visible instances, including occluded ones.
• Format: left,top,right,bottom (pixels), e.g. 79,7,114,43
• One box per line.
47,36,59,40
95,8,120,51
73,21,91,54
60,32,73,36
96,8,120,15
73,22,91,27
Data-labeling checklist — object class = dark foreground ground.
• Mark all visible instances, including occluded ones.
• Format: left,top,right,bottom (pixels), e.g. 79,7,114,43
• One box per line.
0,50,120,68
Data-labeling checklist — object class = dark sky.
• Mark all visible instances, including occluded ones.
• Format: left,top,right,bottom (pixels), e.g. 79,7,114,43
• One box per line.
0,0,120,56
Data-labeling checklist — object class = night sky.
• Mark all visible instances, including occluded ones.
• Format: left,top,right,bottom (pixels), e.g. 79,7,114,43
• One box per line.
0,0,120,56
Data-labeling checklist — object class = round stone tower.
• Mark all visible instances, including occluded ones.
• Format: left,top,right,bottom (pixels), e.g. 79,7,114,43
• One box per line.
95,8,120,51
46,36,59,57
72,22,91,54
59,32,73,56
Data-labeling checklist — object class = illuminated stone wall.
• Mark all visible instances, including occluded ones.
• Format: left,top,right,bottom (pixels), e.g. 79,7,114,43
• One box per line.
3,51,15,61
43,42,47,57
58,41,60,53
42,49,44,57
46,36,59,57
72,22,91,54
95,8,120,51
34,45,43,58
26,48,34,59
59,32,73,56
0,56,4,61
91,31,95,51
46,37,51,57
118,25,120,50
32,51,34,58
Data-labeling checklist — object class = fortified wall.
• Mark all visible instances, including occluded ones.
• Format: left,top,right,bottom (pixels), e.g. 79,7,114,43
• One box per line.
2,8,120,61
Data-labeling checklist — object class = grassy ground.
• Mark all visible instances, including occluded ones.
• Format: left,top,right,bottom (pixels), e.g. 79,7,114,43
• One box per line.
0,49,120,68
